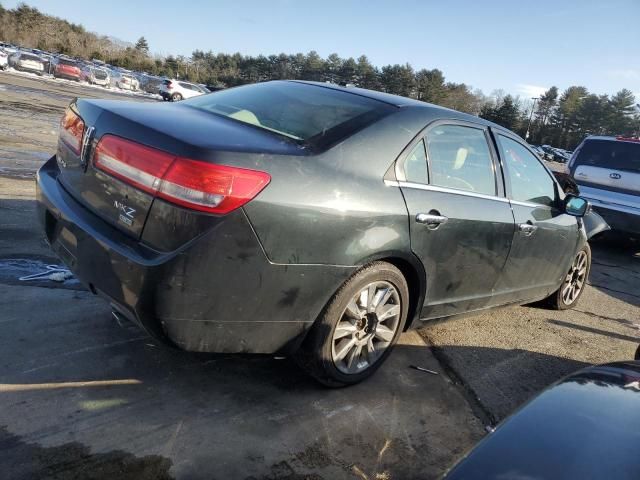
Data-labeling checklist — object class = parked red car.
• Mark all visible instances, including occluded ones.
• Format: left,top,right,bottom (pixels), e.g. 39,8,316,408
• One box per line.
53,58,81,81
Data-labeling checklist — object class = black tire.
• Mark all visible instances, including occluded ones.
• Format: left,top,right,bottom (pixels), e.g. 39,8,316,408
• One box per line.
546,243,591,310
171,93,183,102
294,261,410,387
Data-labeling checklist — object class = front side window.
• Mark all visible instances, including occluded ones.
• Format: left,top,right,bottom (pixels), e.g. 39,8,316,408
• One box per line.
404,140,428,184
497,135,556,207
425,124,496,195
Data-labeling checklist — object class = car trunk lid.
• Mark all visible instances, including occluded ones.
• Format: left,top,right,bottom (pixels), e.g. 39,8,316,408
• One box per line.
55,99,301,240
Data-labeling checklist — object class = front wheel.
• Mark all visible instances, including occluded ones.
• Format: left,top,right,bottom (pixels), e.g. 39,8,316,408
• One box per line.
171,93,183,102
295,262,409,387
547,244,591,310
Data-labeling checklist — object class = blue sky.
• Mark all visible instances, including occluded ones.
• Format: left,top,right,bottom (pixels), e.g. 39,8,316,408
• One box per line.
5,0,639,100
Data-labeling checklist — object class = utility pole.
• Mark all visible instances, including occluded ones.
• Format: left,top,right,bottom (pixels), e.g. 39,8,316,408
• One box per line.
525,97,539,141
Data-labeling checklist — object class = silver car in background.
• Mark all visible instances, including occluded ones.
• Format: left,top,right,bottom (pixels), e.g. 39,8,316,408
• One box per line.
9,51,45,75
0,48,8,70
569,135,640,236
80,65,111,86
110,69,140,90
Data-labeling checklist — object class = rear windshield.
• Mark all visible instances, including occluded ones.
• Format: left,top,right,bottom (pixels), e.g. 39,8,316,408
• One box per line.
58,59,77,66
21,54,41,61
184,81,396,149
575,139,640,173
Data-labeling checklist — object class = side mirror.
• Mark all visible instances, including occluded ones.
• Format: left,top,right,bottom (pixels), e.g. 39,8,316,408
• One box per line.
564,195,589,217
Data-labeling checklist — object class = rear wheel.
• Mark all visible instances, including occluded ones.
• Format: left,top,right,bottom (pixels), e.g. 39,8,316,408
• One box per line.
295,262,409,387
547,244,591,310
171,93,183,102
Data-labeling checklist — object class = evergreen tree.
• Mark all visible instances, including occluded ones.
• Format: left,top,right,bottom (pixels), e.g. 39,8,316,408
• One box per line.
415,68,446,104
134,36,149,54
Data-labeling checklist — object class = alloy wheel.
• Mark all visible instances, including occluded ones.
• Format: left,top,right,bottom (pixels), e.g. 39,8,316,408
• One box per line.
561,250,588,305
331,281,401,374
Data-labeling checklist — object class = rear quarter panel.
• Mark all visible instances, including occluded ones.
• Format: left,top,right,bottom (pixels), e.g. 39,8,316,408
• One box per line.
243,108,439,266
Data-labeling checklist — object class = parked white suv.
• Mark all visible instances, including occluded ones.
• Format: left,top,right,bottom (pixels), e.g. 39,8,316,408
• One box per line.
159,79,209,101
569,135,640,236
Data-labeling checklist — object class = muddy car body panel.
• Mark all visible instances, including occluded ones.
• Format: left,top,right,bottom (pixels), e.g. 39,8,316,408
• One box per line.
37,81,589,355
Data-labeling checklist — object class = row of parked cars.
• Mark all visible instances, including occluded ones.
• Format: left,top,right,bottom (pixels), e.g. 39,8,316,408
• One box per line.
0,42,211,101
529,144,573,163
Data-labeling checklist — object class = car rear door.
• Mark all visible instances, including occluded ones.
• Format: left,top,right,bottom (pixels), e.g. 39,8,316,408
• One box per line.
493,131,579,302
398,121,515,319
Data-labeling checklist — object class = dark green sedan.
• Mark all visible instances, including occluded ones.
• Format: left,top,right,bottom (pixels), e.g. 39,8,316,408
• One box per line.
37,80,591,386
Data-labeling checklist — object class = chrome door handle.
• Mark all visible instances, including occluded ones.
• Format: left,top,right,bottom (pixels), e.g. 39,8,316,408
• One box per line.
416,213,448,229
519,223,538,236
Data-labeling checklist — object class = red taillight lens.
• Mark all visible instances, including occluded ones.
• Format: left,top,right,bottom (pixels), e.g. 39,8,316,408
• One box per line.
158,159,271,214
94,135,270,214
94,136,174,194
59,108,85,154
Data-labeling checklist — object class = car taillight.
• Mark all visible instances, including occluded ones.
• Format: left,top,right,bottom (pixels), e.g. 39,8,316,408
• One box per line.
59,108,85,154
94,135,270,214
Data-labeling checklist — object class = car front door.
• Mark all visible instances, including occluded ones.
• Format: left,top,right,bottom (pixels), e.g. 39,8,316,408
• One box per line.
398,121,515,319
492,131,579,302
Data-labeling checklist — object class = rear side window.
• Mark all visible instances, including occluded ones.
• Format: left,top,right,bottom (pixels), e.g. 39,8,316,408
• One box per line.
425,125,496,195
574,139,640,173
404,140,428,184
497,135,556,207
184,81,396,149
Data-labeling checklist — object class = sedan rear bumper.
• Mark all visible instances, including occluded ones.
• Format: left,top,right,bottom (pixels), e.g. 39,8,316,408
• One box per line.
36,156,352,354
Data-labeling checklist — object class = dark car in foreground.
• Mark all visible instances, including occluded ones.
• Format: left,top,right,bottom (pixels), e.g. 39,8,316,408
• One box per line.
569,135,640,236
445,361,640,479
37,81,591,385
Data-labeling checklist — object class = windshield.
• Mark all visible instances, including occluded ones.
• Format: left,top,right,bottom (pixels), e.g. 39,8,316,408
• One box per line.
184,81,395,148
575,139,640,173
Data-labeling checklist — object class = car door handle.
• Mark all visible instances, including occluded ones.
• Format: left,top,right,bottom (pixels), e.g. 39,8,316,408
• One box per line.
416,213,448,229
519,223,538,236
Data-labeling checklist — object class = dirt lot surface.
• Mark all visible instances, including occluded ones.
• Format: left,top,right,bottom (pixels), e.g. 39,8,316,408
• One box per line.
1,71,639,479
0,70,155,179
419,236,640,422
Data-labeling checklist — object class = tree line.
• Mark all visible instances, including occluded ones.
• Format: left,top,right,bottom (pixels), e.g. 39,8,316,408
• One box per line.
1,2,638,149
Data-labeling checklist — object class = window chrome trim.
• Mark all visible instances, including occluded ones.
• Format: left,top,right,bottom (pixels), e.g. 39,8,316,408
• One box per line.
509,199,553,210
392,181,510,203
386,180,555,209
